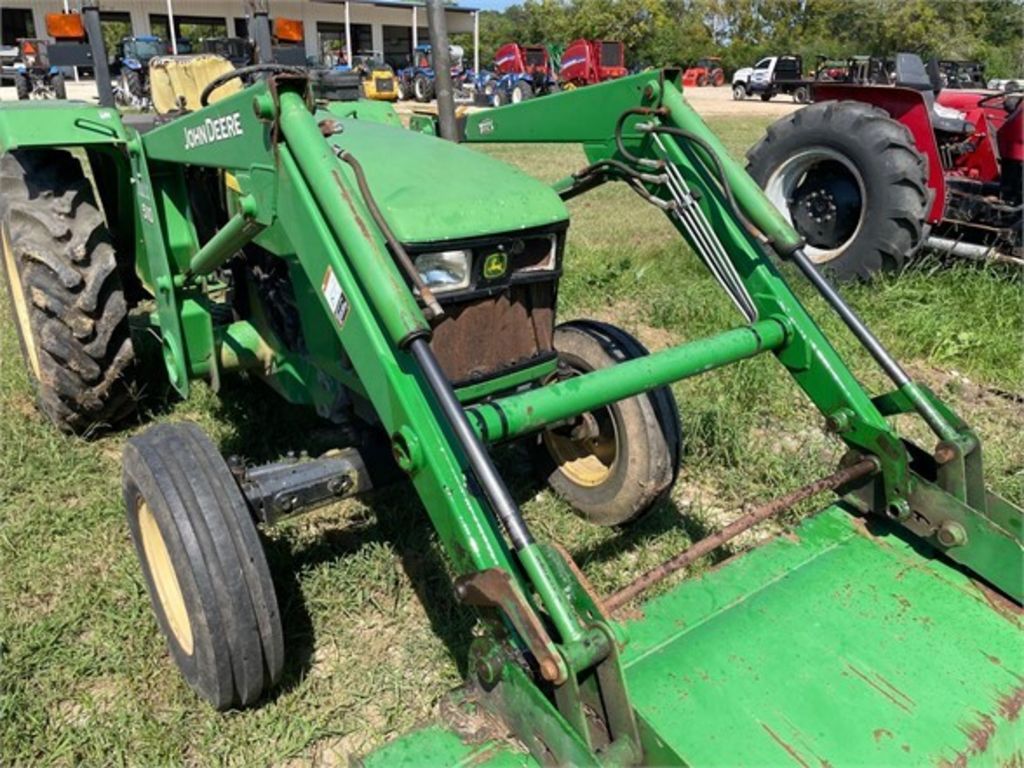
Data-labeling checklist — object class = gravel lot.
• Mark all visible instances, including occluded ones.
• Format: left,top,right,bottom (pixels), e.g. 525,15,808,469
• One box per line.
0,77,801,119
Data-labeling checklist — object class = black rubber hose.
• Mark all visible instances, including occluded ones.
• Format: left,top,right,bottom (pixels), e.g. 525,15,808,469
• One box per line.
336,149,444,321
648,124,762,240
200,64,307,107
610,107,767,244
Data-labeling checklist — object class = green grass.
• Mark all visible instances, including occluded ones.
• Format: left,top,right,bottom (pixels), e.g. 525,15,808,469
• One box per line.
1,114,1022,764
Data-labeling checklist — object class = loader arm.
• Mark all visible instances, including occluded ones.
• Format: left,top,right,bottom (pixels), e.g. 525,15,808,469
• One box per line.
118,71,1020,765
459,69,1022,602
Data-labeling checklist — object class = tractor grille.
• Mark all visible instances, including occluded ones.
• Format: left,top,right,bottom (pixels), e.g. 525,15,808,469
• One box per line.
410,227,565,387
429,283,556,386
375,76,394,92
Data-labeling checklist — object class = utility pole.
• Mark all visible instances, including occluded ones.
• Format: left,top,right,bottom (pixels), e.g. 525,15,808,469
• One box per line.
81,0,114,107
247,0,273,65
425,0,457,141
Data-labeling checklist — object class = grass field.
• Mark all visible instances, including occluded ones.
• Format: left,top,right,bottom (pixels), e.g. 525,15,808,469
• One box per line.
1,114,1022,765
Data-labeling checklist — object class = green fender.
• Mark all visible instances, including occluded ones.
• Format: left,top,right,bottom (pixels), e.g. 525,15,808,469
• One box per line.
0,101,129,152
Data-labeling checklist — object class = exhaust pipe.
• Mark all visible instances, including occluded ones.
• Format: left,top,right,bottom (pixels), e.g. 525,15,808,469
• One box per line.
925,236,1024,267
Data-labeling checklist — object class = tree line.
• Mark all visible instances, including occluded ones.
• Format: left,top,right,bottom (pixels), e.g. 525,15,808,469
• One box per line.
452,0,1023,79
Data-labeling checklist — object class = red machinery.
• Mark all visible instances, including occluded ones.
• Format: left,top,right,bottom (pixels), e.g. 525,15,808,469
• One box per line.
747,53,1023,279
558,39,626,88
493,42,551,79
682,56,726,87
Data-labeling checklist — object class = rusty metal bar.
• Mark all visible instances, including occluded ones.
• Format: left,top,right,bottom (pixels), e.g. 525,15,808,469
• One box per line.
603,458,879,613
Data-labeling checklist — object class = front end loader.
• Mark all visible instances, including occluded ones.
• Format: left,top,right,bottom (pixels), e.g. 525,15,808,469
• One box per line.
0,62,1020,765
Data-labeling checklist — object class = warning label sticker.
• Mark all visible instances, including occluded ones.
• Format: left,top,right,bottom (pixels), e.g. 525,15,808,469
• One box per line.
321,268,350,328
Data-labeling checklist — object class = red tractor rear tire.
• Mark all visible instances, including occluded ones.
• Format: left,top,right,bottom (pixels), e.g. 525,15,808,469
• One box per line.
747,100,931,280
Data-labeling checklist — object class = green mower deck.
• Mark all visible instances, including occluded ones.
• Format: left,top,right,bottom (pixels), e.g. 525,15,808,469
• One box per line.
368,506,1023,766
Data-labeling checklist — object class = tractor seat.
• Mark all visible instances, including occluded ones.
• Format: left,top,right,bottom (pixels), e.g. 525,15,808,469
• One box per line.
893,52,974,135
149,54,242,114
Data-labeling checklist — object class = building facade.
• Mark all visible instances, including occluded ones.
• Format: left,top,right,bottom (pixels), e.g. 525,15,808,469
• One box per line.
0,0,480,71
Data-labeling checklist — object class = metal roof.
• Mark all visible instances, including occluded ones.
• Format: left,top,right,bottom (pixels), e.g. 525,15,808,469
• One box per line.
314,0,479,13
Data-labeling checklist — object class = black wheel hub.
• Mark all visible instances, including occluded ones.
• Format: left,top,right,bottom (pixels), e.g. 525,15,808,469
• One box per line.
789,161,862,249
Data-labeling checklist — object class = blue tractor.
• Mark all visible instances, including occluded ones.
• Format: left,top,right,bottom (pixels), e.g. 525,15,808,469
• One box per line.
396,43,469,102
113,35,169,108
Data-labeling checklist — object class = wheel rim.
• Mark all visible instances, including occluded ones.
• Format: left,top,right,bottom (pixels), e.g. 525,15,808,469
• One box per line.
543,406,618,487
2,225,41,379
137,499,194,655
763,147,866,264
511,87,522,104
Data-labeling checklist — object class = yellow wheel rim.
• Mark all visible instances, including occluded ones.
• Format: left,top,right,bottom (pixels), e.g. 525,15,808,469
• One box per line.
543,409,618,488
2,225,41,380
137,500,194,655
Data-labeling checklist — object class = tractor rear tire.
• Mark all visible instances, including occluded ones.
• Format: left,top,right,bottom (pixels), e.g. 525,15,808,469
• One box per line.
14,73,30,100
413,74,434,102
51,72,67,99
511,82,533,103
537,321,681,527
747,100,931,280
123,68,143,101
123,422,284,710
0,150,137,435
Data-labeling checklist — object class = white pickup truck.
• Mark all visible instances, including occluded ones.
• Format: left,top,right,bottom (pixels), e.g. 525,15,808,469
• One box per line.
732,55,810,103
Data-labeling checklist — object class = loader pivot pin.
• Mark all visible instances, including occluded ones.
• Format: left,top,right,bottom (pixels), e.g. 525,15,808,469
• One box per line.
603,458,878,613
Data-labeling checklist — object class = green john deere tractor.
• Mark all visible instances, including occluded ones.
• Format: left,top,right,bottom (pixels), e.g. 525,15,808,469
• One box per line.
0,27,1021,767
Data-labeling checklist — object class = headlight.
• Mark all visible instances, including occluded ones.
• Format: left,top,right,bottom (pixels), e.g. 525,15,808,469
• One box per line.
414,250,471,293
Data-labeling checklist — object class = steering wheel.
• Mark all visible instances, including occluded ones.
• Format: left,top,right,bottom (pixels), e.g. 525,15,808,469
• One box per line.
200,64,307,107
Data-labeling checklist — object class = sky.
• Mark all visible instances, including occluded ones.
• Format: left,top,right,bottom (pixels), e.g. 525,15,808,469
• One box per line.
466,0,516,10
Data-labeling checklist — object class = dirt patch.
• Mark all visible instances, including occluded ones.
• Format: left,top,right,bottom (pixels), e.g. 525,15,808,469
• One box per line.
682,84,803,118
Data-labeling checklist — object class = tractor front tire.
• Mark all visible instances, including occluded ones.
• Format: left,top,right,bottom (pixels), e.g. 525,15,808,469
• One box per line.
14,73,30,100
0,150,137,435
123,422,285,710
747,100,931,280
538,321,681,527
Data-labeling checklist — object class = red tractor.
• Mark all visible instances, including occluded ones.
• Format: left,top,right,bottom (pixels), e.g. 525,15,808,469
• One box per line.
683,56,726,87
558,39,627,88
748,53,1022,280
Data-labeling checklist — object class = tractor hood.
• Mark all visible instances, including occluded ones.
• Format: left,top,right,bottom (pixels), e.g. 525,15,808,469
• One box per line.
325,116,568,244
